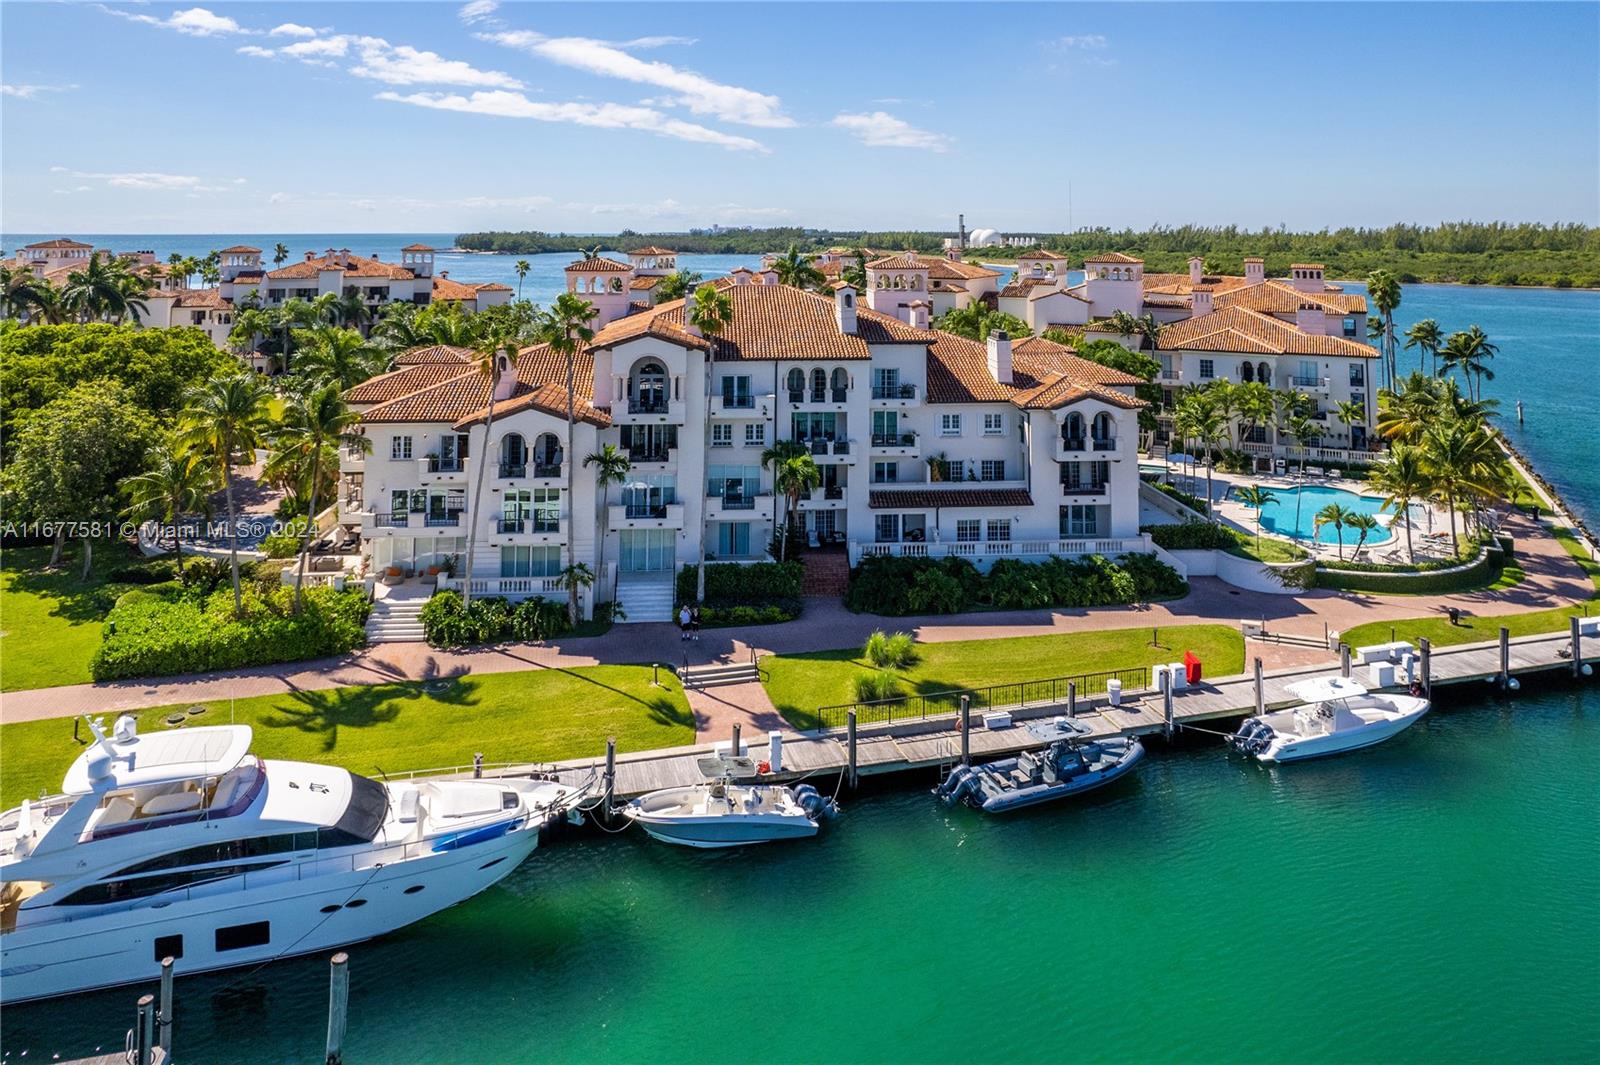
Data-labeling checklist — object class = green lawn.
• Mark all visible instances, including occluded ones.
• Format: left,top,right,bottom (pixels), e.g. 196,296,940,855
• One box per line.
1228,537,1308,564
1339,526,1600,650
0,665,693,809
763,624,1245,729
0,543,126,692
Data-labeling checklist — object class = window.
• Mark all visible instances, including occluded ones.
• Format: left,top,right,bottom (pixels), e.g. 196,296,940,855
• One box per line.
872,367,900,400
154,934,183,963
716,522,751,557
500,545,560,578
708,465,761,503
956,520,981,542
940,414,962,436
390,435,412,460
980,460,1006,481
933,459,961,482
215,921,271,952
983,413,1004,436
1061,460,1109,492
1343,317,1357,338
1298,360,1318,385
720,375,753,408
711,424,733,447
985,520,1010,542
872,461,899,484
874,514,900,542
1349,362,1366,387
1198,359,1214,380
1060,504,1101,536
744,423,766,447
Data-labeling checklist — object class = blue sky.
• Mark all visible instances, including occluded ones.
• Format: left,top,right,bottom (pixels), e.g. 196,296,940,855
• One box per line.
3,1,1597,234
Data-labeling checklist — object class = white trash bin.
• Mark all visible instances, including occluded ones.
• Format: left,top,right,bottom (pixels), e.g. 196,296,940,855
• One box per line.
1107,678,1123,706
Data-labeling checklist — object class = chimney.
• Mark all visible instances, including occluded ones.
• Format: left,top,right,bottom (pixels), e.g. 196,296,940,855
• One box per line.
986,328,1013,385
683,289,700,337
834,283,857,335
1244,257,1265,285
439,270,449,279
1290,263,1325,294
305,251,316,261
908,300,929,330
1296,301,1325,335
1191,284,1214,318
493,352,518,401
1188,256,1204,286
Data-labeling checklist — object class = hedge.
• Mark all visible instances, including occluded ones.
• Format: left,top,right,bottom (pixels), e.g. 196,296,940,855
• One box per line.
845,552,1186,616
420,591,570,647
1314,545,1504,594
1148,480,1209,515
1143,522,1238,551
91,584,370,680
676,561,804,607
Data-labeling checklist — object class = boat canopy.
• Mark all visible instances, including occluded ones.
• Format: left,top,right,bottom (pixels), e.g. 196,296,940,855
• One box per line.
62,725,253,795
1285,677,1369,704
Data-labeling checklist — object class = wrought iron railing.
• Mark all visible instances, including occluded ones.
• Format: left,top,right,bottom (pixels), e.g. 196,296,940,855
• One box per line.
808,665,1151,731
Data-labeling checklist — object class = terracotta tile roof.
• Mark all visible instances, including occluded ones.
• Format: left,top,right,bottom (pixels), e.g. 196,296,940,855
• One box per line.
629,245,677,256
393,344,474,365
359,370,494,424
1028,284,1088,302
1017,249,1070,260
24,238,92,249
267,253,414,281
1013,335,1075,358
816,260,844,277
230,269,266,283
431,275,480,301
359,343,608,428
1289,263,1325,270
475,282,513,292
929,281,967,292
1083,252,1143,264
869,487,1034,510
218,245,261,254
344,364,474,405
998,277,1055,299
401,243,435,252
592,283,933,361
172,287,227,309
865,252,928,270
1141,293,1193,308
1156,306,1378,358
1141,272,1253,297
918,255,1002,280
629,274,667,290
564,257,632,273
925,332,1143,408
1213,279,1367,314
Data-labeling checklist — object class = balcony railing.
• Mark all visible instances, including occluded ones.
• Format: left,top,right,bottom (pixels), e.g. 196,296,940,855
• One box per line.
423,513,462,528
372,511,409,528
498,462,526,479
627,447,673,464
1092,436,1117,451
790,387,850,404
625,503,672,519
1059,480,1109,496
628,397,669,414
719,394,755,409
871,383,917,400
871,432,917,448
1060,437,1087,452
424,455,465,473
714,495,757,511
497,517,526,534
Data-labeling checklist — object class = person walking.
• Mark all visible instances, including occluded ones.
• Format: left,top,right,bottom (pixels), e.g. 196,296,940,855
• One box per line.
678,603,692,641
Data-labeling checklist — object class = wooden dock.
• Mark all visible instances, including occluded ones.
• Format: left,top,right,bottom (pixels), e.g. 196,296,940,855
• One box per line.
437,628,1599,801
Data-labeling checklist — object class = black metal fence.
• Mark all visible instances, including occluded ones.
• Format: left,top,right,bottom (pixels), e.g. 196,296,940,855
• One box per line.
811,665,1151,731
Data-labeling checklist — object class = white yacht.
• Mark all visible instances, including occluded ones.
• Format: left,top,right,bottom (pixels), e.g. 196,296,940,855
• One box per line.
0,716,586,1004
623,757,836,849
1229,677,1431,763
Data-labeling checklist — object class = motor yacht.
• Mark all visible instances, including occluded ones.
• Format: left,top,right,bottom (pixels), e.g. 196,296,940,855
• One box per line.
0,715,585,1003
1229,677,1430,763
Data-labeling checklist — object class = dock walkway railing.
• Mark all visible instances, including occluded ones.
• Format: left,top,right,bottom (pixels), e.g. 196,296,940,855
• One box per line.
811,665,1152,731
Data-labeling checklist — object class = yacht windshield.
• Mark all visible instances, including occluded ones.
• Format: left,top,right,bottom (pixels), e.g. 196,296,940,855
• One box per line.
326,772,390,846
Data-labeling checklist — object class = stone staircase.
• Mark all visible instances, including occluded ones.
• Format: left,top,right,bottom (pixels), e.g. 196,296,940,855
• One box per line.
801,550,851,597
615,576,675,623
365,597,427,644
678,660,761,690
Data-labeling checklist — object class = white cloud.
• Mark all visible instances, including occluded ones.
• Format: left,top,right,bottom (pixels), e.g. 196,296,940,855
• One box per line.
269,23,318,38
620,35,698,50
483,29,790,128
350,38,522,89
50,166,237,192
375,90,768,152
1,83,77,99
458,1,499,24
101,5,253,37
831,111,951,152
1050,34,1109,50
236,45,277,59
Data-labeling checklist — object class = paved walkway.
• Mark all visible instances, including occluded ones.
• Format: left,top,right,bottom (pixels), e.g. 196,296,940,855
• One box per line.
4,514,1589,737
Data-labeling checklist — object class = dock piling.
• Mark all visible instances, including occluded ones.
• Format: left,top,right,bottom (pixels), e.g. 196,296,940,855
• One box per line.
846,711,858,789
731,723,741,758
1572,616,1583,679
1067,681,1077,718
326,952,350,1065
602,737,616,824
1420,638,1432,698
1339,643,1351,678
1253,657,1264,716
135,993,155,1065
1499,627,1511,690
1162,671,1174,739
158,956,174,1055
959,695,971,767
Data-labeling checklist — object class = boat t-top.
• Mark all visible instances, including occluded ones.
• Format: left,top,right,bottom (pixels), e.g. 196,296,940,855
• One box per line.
1229,677,1430,763
622,755,836,848
0,715,586,1003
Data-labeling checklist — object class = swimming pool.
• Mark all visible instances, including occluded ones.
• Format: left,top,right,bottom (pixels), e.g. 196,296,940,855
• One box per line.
1235,485,1396,546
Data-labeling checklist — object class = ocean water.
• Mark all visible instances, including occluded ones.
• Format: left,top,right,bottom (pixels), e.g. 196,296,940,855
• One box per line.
4,683,1596,1063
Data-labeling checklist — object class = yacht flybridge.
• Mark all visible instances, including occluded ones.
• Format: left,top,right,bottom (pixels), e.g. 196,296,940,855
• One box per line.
1229,677,1431,763
0,716,586,1003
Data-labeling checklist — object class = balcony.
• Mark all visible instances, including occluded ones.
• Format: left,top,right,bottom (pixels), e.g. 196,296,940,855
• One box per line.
608,502,685,530
869,431,920,457
1056,436,1118,461
418,455,468,484
797,437,855,464
711,391,774,418
613,395,685,426
870,382,920,407
339,446,366,474
1286,375,1331,393
490,514,565,543
788,387,850,409
1058,478,1110,498
797,484,847,509
421,512,463,529
626,446,677,467
498,461,562,482
707,491,771,520
370,511,410,529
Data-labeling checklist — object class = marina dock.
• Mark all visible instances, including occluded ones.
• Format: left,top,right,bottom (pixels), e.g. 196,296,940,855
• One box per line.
435,627,1600,801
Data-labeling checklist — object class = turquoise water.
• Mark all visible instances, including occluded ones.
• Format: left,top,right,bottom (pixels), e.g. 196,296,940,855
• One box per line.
1243,485,1396,545
5,685,1596,1062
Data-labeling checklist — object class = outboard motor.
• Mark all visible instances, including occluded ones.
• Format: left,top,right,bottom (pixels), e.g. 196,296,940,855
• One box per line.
794,784,836,821
937,766,979,808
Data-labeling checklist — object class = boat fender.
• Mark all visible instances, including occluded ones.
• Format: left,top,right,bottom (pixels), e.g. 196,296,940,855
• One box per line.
756,761,771,775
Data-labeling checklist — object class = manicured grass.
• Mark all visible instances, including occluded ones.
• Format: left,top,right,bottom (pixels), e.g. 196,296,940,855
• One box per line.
1228,537,1308,564
0,665,693,809
0,543,125,692
762,624,1245,729
1339,525,1600,650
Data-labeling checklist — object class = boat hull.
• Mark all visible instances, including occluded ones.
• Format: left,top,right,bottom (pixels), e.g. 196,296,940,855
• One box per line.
978,741,1145,813
0,821,541,1004
629,814,818,849
1259,696,1430,763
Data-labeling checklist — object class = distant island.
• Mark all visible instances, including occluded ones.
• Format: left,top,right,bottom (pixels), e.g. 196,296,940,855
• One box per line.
456,222,1600,288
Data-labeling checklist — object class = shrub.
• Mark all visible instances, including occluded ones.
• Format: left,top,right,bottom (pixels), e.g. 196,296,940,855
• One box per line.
853,670,901,702
107,558,178,584
1143,521,1239,550
846,555,980,615
179,556,228,594
698,601,800,627
509,597,566,641
676,561,804,607
1118,552,1188,600
1150,480,1209,515
905,566,965,614
91,584,368,681
863,629,917,669
846,553,1185,616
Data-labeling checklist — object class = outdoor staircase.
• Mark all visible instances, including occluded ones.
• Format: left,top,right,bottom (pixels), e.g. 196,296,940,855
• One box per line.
801,550,851,597
615,576,675,623
678,660,761,690
365,597,427,644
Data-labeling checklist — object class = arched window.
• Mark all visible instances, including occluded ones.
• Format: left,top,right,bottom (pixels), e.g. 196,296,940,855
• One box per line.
499,432,527,476
1257,362,1272,385
810,368,827,401
876,274,887,289
787,368,804,400
609,276,624,292
1241,363,1254,383
1062,412,1085,447
631,360,667,413
532,432,562,472
842,291,853,308
909,274,922,290
830,367,848,400
1091,412,1114,445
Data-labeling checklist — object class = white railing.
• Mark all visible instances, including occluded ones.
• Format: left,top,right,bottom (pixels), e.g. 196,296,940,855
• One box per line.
850,534,1152,566
1242,441,1380,465
437,576,563,597
279,569,349,589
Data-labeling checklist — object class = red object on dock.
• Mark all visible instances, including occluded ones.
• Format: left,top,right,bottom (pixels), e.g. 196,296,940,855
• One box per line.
1183,651,1202,684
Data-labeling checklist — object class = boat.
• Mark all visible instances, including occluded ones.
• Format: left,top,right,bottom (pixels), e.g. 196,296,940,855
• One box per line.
936,719,1145,813
622,756,836,848
1228,677,1430,763
0,715,587,1004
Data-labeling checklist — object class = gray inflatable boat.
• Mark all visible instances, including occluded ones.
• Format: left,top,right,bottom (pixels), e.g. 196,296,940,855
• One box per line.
937,724,1144,813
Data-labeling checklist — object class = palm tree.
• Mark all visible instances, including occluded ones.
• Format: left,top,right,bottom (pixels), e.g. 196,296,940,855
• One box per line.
1345,513,1381,560
1441,326,1498,402
1334,398,1366,444
1188,403,1227,518
772,244,825,290
296,327,386,389
229,306,275,359
1,266,53,320
557,562,596,618
688,283,734,601
334,290,372,330
540,292,599,623
1234,484,1277,553
63,253,140,322
1366,269,1401,389
119,439,218,577
25,282,70,324
1134,313,1164,352
760,438,809,544
273,242,290,268
179,374,273,612
841,247,869,291
772,454,822,560
655,269,703,303
275,298,318,373
272,383,368,612
1314,502,1354,560
1107,309,1140,345
1235,381,1276,447
583,443,631,608
167,252,186,288
458,331,520,608
514,260,530,299
309,291,342,327
1367,443,1429,566
1403,318,1442,375
1420,421,1498,557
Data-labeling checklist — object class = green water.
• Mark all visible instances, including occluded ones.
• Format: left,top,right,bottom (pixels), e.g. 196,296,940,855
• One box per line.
4,685,1597,1063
